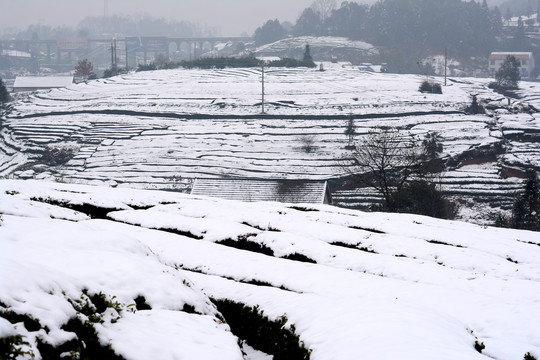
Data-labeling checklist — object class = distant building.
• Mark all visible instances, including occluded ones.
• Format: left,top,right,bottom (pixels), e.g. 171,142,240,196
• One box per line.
191,178,332,205
13,76,74,92
358,63,383,73
488,52,535,79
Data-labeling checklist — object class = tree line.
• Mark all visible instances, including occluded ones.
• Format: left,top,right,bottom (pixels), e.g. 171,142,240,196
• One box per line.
254,0,505,73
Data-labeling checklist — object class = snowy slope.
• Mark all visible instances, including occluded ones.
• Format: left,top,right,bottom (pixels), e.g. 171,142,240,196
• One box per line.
1,64,540,224
1,180,539,360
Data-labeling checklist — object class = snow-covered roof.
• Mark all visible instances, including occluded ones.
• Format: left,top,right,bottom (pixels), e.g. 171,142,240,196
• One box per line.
1,49,31,58
13,76,74,89
191,178,331,204
489,52,534,59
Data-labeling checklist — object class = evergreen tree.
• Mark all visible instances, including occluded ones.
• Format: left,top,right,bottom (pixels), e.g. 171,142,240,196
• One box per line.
253,19,287,46
303,44,313,63
495,55,521,89
74,59,96,80
0,77,10,107
511,170,540,231
513,16,528,50
505,7,512,22
293,8,323,36
482,0,489,12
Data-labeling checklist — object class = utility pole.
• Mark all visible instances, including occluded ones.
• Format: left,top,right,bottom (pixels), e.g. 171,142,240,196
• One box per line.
114,38,117,73
444,48,448,86
111,40,114,74
110,39,117,75
125,39,128,71
261,61,265,114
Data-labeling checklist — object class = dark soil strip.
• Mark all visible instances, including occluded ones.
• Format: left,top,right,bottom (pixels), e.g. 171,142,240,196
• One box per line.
11,109,465,121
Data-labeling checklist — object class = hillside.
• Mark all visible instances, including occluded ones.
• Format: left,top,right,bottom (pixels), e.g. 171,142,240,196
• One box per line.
1,63,540,224
0,179,539,359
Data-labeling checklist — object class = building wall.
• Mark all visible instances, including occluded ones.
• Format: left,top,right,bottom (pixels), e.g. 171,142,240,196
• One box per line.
488,52,535,79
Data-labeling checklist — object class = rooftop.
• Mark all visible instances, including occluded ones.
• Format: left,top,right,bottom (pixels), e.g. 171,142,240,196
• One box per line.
191,178,331,204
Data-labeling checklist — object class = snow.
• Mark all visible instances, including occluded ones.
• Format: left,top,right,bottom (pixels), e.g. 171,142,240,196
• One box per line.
1,179,539,360
1,60,540,223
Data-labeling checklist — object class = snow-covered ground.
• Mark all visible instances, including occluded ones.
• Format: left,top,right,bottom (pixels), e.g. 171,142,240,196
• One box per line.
1,179,539,360
1,63,540,224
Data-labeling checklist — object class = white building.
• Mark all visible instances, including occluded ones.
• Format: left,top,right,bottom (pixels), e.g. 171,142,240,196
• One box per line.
488,52,535,79
13,76,74,92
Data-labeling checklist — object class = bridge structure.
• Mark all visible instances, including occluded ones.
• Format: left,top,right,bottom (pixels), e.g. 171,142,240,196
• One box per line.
0,36,252,69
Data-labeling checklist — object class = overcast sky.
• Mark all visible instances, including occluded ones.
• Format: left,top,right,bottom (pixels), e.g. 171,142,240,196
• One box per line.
1,0,508,37
0,0,374,37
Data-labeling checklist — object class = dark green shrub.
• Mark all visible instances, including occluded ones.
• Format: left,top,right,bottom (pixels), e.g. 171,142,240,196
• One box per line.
0,335,33,359
216,235,274,256
134,295,152,310
393,180,457,220
419,80,442,94
136,63,157,72
181,57,262,69
524,352,538,360
212,299,311,360
40,146,75,166
465,95,485,114
281,253,317,264
474,340,485,353
60,316,125,359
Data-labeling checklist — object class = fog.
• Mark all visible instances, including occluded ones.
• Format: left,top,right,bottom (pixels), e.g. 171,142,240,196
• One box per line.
1,0,381,37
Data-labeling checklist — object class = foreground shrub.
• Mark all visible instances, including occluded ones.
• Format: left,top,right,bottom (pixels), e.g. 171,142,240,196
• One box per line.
212,299,311,360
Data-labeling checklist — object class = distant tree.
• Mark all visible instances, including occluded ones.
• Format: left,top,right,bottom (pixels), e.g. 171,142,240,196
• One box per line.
342,127,420,212
482,0,489,12
153,53,170,68
395,180,457,219
420,131,445,174
422,132,443,161
253,19,287,46
505,7,512,21
513,16,529,50
511,169,540,231
310,0,337,22
344,115,356,148
0,77,10,113
74,58,96,80
293,7,323,36
495,55,521,89
465,95,485,114
490,7,503,36
342,127,455,218
325,1,368,39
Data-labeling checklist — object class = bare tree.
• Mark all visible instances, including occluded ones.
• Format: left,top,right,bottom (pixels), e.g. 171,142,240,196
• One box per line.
342,127,420,211
311,0,337,21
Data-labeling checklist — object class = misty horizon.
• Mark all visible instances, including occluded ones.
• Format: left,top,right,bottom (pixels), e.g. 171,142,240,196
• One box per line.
1,0,509,38
0,0,336,37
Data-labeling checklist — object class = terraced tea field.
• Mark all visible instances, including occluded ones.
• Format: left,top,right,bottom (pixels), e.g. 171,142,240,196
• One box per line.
1,63,539,223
